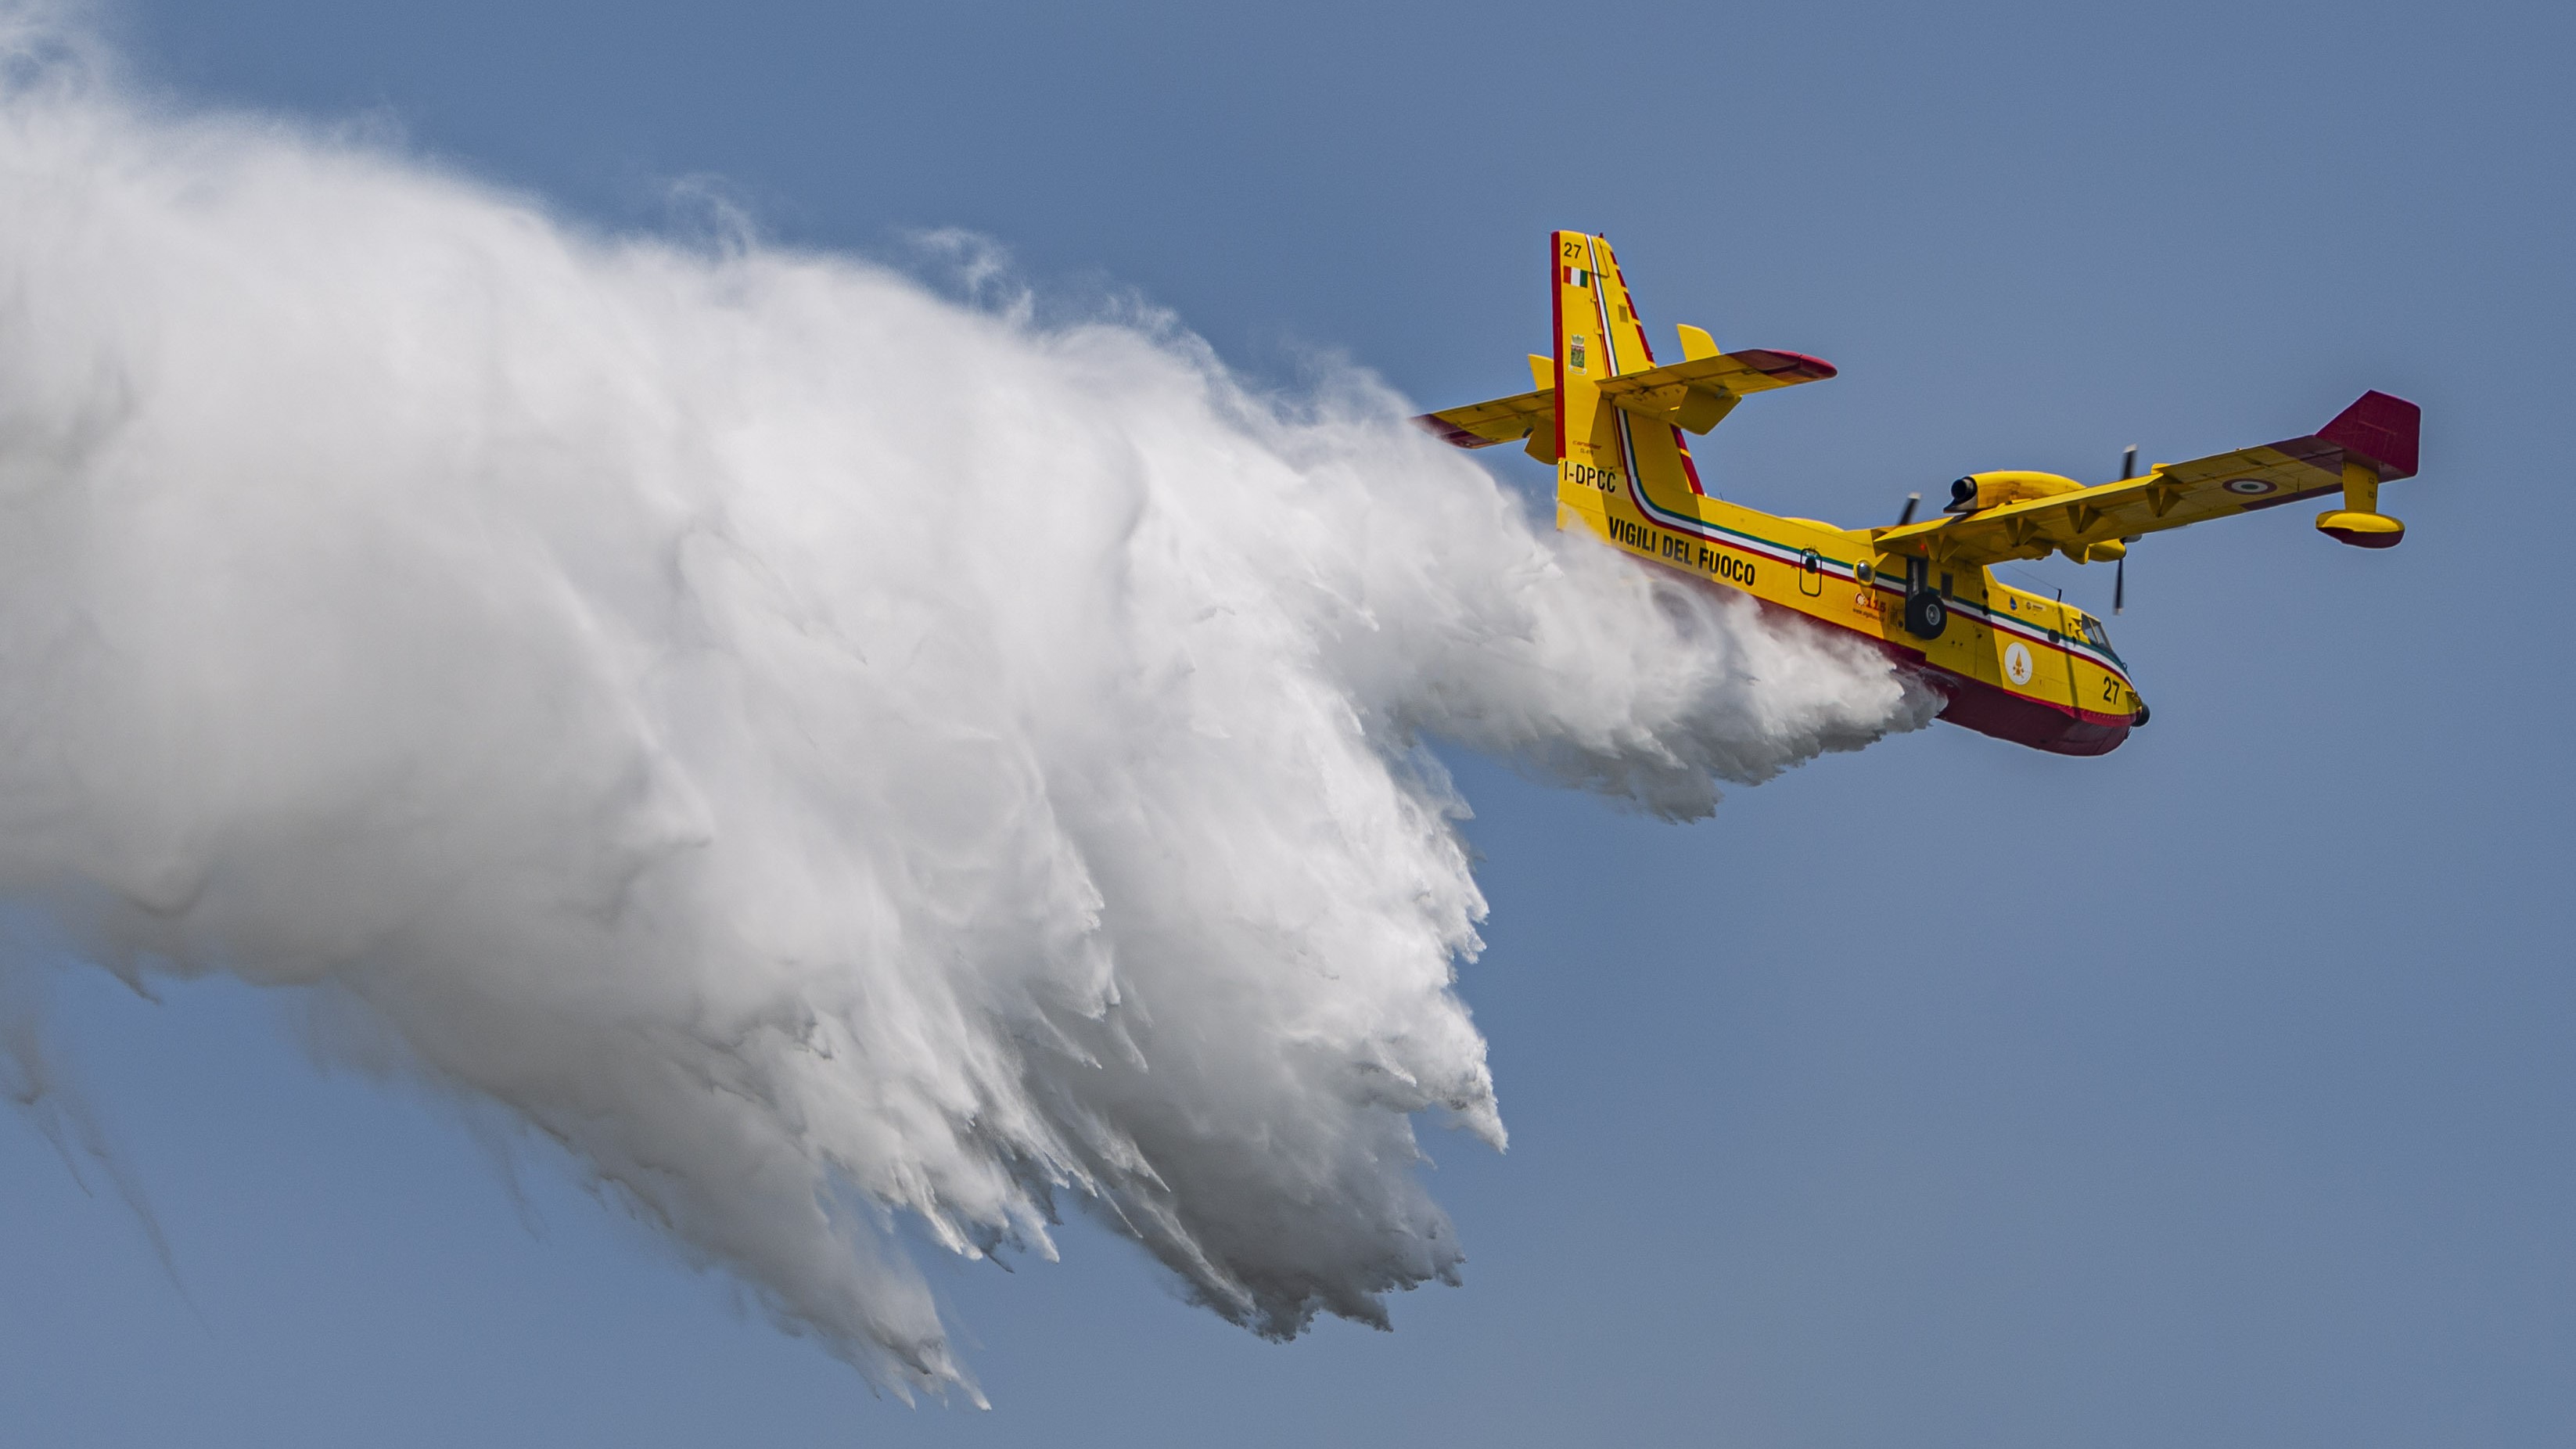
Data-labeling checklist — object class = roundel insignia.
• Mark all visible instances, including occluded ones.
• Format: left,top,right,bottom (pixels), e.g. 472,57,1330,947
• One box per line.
2004,641,2035,685
2222,477,2276,495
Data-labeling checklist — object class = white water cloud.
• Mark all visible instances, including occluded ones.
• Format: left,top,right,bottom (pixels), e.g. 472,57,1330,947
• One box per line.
0,13,1933,1399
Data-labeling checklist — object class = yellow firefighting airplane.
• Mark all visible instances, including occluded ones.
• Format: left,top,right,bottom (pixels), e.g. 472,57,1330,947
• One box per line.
1417,230,2423,755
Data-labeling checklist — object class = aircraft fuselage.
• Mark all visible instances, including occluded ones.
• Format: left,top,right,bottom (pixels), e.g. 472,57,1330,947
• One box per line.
1557,455,2140,757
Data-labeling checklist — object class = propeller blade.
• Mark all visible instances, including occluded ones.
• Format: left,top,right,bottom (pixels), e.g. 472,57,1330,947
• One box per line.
2111,448,2139,612
1896,491,1920,526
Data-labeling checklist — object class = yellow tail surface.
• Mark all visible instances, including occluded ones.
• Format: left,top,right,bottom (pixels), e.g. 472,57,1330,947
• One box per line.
1549,232,1708,503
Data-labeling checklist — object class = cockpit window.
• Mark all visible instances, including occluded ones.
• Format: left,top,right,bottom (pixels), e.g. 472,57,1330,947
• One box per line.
2079,616,2111,650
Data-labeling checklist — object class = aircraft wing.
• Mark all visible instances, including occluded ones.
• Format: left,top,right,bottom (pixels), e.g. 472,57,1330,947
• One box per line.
1874,391,2421,567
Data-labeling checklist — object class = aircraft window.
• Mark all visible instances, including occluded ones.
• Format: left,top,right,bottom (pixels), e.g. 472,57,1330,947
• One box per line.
2080,617,2111,649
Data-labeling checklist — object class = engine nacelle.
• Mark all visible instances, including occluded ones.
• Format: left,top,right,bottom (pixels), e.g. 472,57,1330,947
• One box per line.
1946,470,2085,513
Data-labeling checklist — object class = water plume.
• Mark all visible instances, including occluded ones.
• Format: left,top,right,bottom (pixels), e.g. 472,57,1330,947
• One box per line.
0,13,1934,1398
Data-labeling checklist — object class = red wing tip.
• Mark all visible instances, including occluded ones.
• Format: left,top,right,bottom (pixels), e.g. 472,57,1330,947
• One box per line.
1731,348,1838,381
2318,389,2420,480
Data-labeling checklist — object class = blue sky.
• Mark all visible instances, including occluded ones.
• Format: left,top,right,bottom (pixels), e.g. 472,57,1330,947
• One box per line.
5,1,2573,1443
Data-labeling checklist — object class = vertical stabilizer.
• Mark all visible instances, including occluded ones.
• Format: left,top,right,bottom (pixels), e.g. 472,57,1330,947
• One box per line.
1550,232,1706,503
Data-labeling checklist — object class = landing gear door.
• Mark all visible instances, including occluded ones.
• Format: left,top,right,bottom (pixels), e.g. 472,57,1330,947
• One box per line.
1798,548,1823,597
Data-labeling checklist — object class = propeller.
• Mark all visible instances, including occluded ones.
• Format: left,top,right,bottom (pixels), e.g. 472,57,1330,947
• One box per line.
1895,491,1920,526
2114,445,2138,614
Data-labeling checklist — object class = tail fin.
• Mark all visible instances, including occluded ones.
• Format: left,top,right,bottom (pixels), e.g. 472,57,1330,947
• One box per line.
1549,231,1726,497
1415,232,1832,511
1547,232,1658,466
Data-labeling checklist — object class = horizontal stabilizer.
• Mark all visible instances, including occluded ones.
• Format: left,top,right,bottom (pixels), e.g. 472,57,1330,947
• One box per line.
1594,347,1834,434
1413,386,1554,450
1414,347,1834,450
1593,347,1837,400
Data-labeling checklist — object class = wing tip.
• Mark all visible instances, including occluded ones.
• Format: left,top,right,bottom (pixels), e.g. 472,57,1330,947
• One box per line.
2319,390,2420,481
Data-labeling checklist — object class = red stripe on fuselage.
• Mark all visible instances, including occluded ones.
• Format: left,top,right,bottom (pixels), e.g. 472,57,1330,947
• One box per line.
1550,235,1568,461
